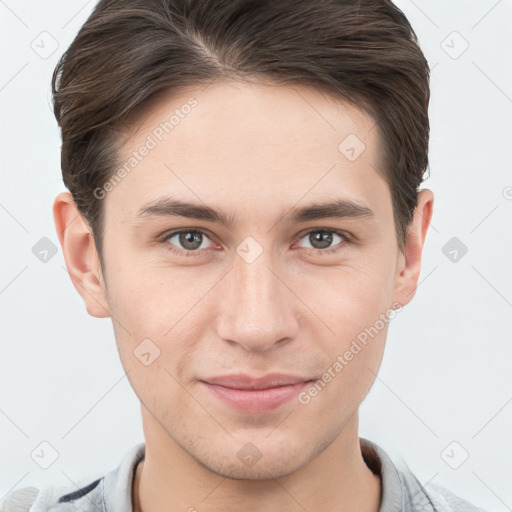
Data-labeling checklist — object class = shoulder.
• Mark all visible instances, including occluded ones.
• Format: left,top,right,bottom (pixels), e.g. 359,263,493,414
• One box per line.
394,459,491,512
1,443,145,512
395,458,491,512
359,438,491,512
420,482,491,512
0,487,39,512
0,477,104,512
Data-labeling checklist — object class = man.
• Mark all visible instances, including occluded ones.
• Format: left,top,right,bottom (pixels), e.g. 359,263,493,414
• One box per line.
1,0,488,511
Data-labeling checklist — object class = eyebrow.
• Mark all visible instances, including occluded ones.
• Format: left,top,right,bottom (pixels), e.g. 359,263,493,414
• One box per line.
136,197,374,227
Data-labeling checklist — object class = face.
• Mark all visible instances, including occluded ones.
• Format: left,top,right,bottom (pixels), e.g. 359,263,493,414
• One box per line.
63,80,421,479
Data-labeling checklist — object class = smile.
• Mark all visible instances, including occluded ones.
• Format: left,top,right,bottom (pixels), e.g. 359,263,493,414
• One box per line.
200,378,314,414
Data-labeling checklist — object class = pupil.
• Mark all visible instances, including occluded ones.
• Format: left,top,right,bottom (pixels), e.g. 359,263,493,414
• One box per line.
311,231,332,249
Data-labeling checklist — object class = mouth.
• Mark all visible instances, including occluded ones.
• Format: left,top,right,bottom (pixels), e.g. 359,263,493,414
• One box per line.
200,373,316,414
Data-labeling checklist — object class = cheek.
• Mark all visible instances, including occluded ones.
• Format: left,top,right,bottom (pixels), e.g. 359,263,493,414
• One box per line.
105,257,198,331
297,321,389,430
300,256,397,337
294,255,396,400
106,261,214,382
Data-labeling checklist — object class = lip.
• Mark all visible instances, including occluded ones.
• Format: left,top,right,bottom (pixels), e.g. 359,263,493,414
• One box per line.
200,373,314,414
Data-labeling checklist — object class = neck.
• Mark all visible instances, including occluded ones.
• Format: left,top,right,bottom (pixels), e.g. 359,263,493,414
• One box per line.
132,412,381,512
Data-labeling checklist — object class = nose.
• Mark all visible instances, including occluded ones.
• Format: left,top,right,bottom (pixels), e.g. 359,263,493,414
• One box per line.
215,248,300,353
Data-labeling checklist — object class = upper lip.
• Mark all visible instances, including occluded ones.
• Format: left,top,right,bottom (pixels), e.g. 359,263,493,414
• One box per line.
203,373,313,390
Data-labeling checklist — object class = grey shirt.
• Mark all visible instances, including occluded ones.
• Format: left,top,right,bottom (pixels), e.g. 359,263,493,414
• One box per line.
1,438,489,512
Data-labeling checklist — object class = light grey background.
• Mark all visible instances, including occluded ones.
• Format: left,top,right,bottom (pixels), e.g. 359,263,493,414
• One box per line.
1,1,511,510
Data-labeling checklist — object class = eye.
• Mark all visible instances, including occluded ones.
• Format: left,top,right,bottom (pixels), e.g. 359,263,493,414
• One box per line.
295,229,348,254
162,229,215,256
159,227,350,257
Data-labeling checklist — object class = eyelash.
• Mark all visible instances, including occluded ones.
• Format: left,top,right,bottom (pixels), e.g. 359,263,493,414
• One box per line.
159,228,351,257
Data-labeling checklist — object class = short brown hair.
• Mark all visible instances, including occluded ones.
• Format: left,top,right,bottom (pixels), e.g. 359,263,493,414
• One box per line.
52,0,430,271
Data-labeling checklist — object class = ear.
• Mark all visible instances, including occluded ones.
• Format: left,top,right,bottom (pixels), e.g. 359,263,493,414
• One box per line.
392,188,434,307
53,191,111,318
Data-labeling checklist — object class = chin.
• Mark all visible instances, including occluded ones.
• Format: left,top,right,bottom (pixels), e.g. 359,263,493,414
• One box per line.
184,433,314,481
202,455,307,481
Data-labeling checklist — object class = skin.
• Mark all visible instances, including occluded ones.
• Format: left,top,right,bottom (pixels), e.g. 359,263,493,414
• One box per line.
54,80,433,512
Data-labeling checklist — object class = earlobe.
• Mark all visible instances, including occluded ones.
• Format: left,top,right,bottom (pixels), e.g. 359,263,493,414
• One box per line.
392,189,434,307
53,192,111,318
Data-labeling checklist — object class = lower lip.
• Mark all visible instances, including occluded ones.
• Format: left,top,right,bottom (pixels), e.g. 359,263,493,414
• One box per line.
201,381,311,414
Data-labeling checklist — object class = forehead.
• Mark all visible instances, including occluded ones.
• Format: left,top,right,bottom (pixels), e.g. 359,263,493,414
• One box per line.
105,80,389,222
